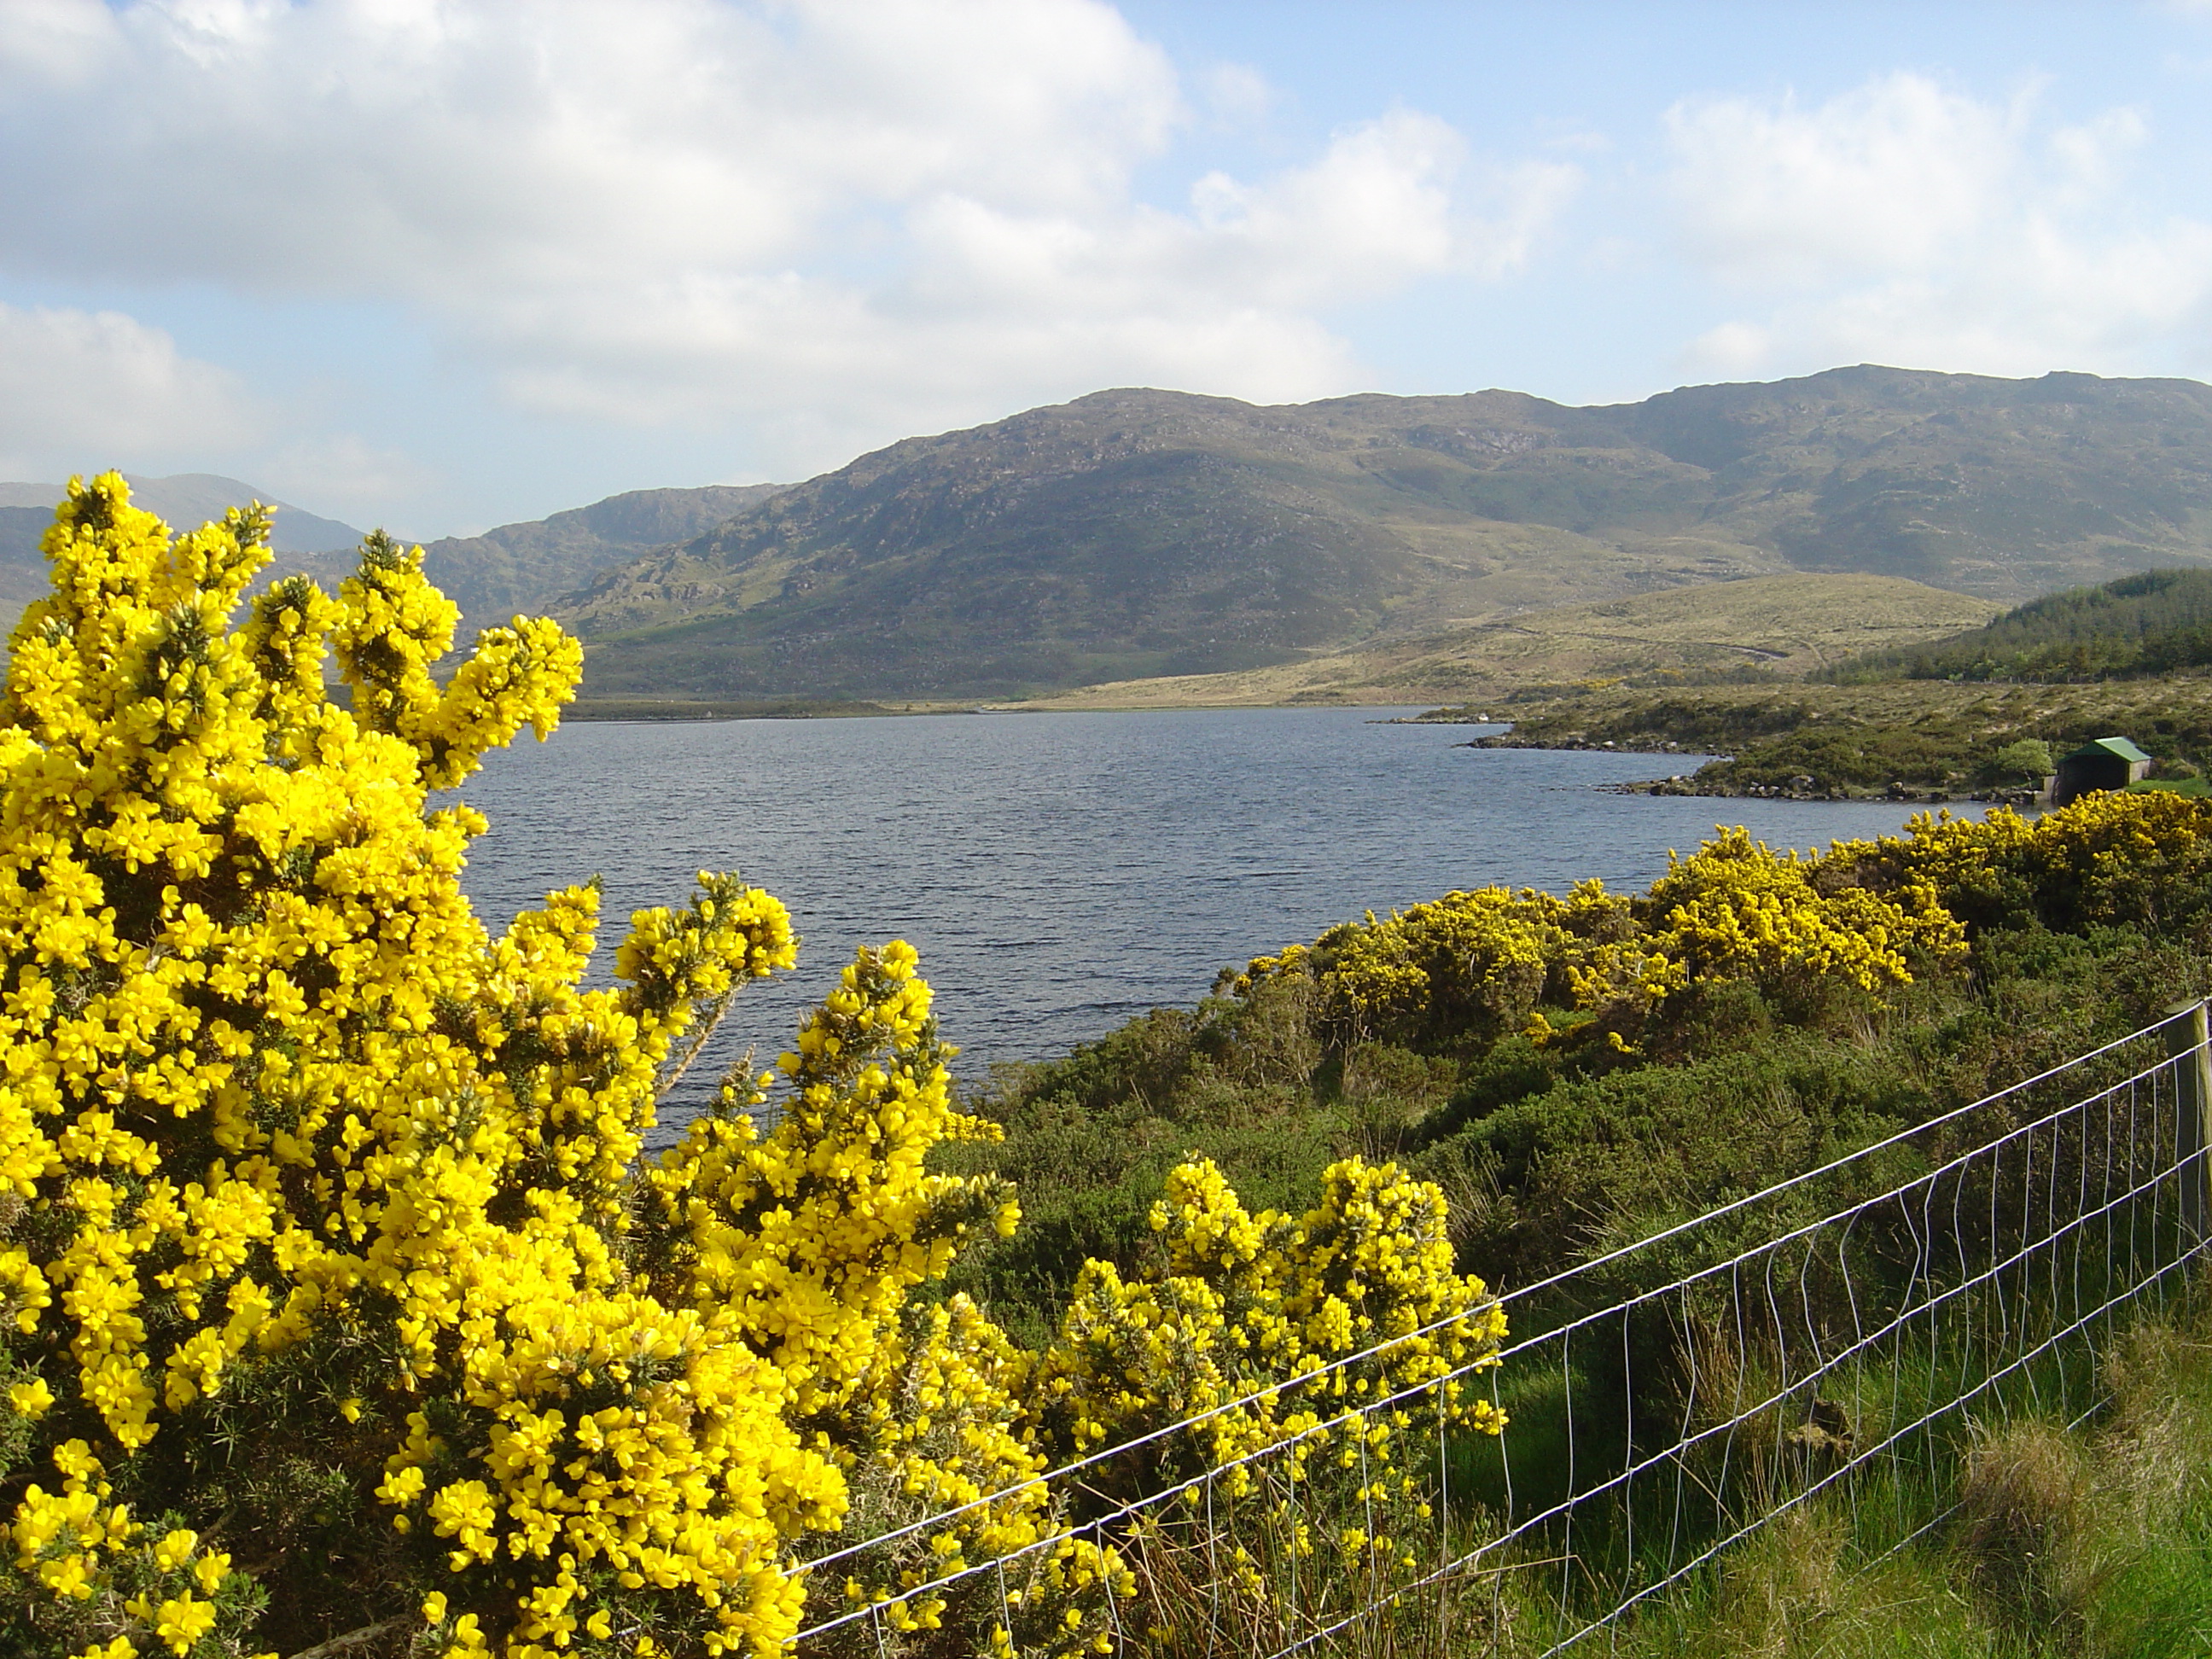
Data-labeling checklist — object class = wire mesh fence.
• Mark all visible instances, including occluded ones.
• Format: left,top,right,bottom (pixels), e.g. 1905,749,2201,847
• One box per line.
788,1002,2212,1657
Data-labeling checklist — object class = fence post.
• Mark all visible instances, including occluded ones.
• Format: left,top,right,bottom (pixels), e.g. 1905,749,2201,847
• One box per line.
2165,999,2212,1244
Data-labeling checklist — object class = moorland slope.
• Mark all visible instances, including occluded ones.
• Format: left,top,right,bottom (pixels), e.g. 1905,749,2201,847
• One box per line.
410,483,786,637
1000,573,2000,709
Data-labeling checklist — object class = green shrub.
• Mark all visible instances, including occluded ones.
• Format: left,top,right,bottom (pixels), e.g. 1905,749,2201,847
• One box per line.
1984,736,2053,784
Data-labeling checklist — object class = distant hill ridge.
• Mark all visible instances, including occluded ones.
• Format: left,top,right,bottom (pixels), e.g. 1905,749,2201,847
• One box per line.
0,474,371,639
558,366,2212,701
0,475,783,645
0,473,365,556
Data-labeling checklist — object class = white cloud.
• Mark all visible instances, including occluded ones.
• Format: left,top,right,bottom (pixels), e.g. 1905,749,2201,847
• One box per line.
476,107,1574,475
1666,73,2019,285
0,0,114,80
0,301,257,476
1181,111,1572,300
0,0,1568,474
1666,73,2212,379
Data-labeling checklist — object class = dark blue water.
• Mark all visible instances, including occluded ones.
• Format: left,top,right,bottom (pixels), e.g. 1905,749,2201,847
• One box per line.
448,707,1933,1126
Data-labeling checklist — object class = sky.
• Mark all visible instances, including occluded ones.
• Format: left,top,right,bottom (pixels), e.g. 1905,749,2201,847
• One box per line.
6,2,2212,539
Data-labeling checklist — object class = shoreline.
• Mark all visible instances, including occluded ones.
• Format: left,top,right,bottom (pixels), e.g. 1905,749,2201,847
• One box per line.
1456,731,2043,806
560,695,2022,804
1592,775,2040,806
1414,680,2212,803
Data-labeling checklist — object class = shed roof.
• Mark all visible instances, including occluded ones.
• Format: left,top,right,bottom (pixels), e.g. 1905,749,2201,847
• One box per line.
2064,736,2151,765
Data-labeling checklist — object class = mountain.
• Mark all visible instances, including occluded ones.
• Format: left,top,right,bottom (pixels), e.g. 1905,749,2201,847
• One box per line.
0,473,364,554
0,476,782,645
560,367,2212,702
267,483,788,637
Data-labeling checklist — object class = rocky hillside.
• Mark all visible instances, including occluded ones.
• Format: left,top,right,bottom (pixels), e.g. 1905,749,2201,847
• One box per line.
260,482,789,639
562,367,2212,701
409,484,784,635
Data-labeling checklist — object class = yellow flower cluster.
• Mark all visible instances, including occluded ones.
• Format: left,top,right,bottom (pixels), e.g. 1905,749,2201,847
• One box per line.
11,1441,134,1609
1019,1157,1503,1631
643,944,1131,1656
817,1295,1134,1657
7,1437,251,1657
1032,1156,1505,1487
0,476,1518,1656
1868,789,2212,936
1625,826,1967,1002
645,940,1016,1416
1237,826,1975,1045
0,477,827,1655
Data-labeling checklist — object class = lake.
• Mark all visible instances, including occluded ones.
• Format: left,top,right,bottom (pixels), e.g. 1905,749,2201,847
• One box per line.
450,707,1938,1131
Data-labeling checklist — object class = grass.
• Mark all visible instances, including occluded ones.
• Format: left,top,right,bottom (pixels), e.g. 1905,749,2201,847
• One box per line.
1100,1284,2212,1658
946,938,2212,1656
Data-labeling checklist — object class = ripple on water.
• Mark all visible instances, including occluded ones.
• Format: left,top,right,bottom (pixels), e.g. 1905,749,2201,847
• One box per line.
446,707,1936,1140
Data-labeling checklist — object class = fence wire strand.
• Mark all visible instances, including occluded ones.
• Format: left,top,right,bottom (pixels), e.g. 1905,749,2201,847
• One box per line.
787,1004,2211,1657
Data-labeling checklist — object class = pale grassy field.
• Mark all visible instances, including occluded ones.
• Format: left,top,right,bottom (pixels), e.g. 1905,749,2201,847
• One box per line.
995,573,2000,711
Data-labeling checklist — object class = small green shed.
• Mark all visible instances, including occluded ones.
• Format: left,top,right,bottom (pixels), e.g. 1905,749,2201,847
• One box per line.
2051,736,2151,807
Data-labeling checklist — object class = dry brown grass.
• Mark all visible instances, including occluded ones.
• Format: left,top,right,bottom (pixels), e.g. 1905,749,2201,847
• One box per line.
1956,1420,2087,1628
998,576,1998,712
2092,1322,2212,1528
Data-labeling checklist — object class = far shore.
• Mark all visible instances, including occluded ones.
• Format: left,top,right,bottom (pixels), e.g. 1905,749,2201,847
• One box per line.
562,690,1435,721
564,696,972,721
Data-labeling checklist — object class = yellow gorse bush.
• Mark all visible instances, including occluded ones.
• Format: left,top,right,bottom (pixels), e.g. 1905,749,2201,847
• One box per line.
1627,826,1967,1002
1230,798,2212,1060
1868,789,2212,936
1021,1155,1506,1630
1033,1155,1506,1481
1237,827,1976,1045
0,476,835,1655
1237,880,1633,1045
0,477,1510,1659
